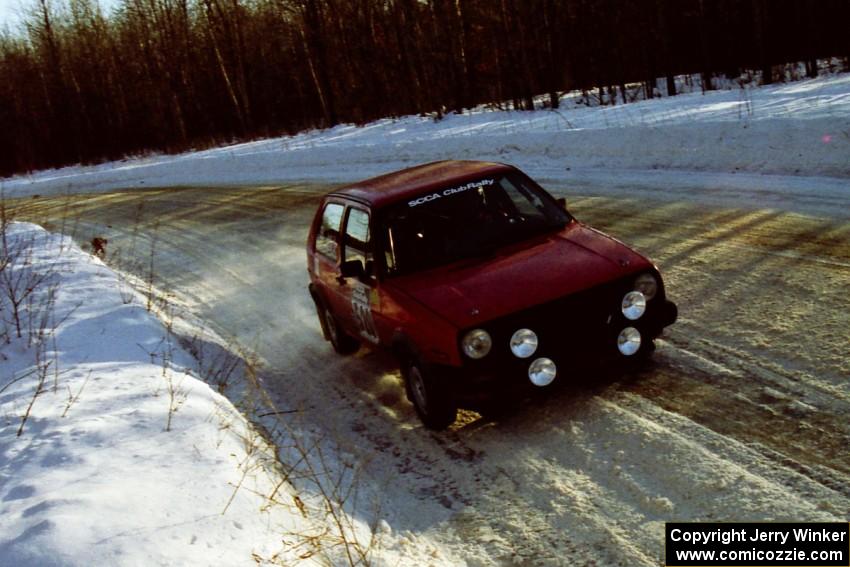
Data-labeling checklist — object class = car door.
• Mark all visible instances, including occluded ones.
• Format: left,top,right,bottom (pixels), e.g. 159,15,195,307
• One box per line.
312,199,348,316
333,206,380,344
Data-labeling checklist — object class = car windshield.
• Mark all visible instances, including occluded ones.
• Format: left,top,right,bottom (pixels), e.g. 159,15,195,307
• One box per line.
381,173,571,276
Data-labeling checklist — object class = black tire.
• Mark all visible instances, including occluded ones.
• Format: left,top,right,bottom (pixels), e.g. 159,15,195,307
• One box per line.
317,301,359,355
636,338,656,362
622,338,656,371
476,396,515,421
402,357,457,430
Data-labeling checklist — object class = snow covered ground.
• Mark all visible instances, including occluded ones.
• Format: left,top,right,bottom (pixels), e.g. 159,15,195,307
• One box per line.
3,73,850,216
0,223,451,566
0,223,292,565
1,72,849,567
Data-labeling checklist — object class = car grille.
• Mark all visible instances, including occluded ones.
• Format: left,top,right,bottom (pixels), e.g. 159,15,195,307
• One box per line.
465,274,642,369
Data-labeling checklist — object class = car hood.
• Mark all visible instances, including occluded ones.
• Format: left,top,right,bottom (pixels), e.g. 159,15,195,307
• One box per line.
387,222,651,329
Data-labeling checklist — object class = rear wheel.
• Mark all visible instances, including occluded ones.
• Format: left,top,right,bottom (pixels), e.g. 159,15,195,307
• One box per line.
402,357,457,430
476,396,515,421
317,301,359,355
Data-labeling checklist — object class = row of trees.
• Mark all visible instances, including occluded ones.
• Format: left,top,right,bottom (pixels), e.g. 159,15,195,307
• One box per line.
1,0,849,177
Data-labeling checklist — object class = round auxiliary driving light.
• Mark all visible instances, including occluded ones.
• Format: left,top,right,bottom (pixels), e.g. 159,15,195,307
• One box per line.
462,329,492,359
510,328,538,358
528,357,557,387
621,291,646,321
617,327,642,356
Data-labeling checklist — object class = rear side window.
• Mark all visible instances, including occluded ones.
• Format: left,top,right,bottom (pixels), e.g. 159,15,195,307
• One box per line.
316,202,344,260
343,208,372,274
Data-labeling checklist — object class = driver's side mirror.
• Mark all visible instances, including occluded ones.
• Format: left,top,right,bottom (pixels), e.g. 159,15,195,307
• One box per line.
555,197,567,210
339,259,364,279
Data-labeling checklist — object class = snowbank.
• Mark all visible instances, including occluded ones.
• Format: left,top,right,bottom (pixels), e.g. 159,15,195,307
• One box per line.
2,74,850,211
0,223,449,566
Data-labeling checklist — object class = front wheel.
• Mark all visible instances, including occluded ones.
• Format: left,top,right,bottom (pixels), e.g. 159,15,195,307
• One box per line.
402,358,457,430
621,338,656,372
635,338,656,363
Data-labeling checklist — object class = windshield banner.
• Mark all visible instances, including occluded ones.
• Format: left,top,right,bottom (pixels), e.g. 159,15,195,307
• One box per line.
407,178,494,207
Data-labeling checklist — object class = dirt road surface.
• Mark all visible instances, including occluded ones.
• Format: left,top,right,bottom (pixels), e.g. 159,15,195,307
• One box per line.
10,183,850,566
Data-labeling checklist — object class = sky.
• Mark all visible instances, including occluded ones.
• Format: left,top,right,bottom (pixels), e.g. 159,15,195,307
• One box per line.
0,0,119,28
0,0,27,27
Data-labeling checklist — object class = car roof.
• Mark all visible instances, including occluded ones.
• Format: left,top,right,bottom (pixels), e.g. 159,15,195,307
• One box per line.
327,160,516,208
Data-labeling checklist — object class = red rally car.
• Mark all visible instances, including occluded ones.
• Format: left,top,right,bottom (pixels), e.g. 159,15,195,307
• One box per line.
307,161,677,429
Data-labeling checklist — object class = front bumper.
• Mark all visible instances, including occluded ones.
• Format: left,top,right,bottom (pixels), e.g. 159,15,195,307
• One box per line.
444,296,678,405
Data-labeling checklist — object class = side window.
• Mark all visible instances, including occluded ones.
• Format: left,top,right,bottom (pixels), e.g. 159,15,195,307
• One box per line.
316,202,344,260
343,208,373,276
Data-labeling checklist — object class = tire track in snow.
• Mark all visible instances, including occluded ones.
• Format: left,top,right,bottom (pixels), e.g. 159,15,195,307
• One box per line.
10,184,850,566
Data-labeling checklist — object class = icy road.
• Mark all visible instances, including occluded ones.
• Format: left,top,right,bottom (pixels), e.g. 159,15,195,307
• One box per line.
9,182,850,566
